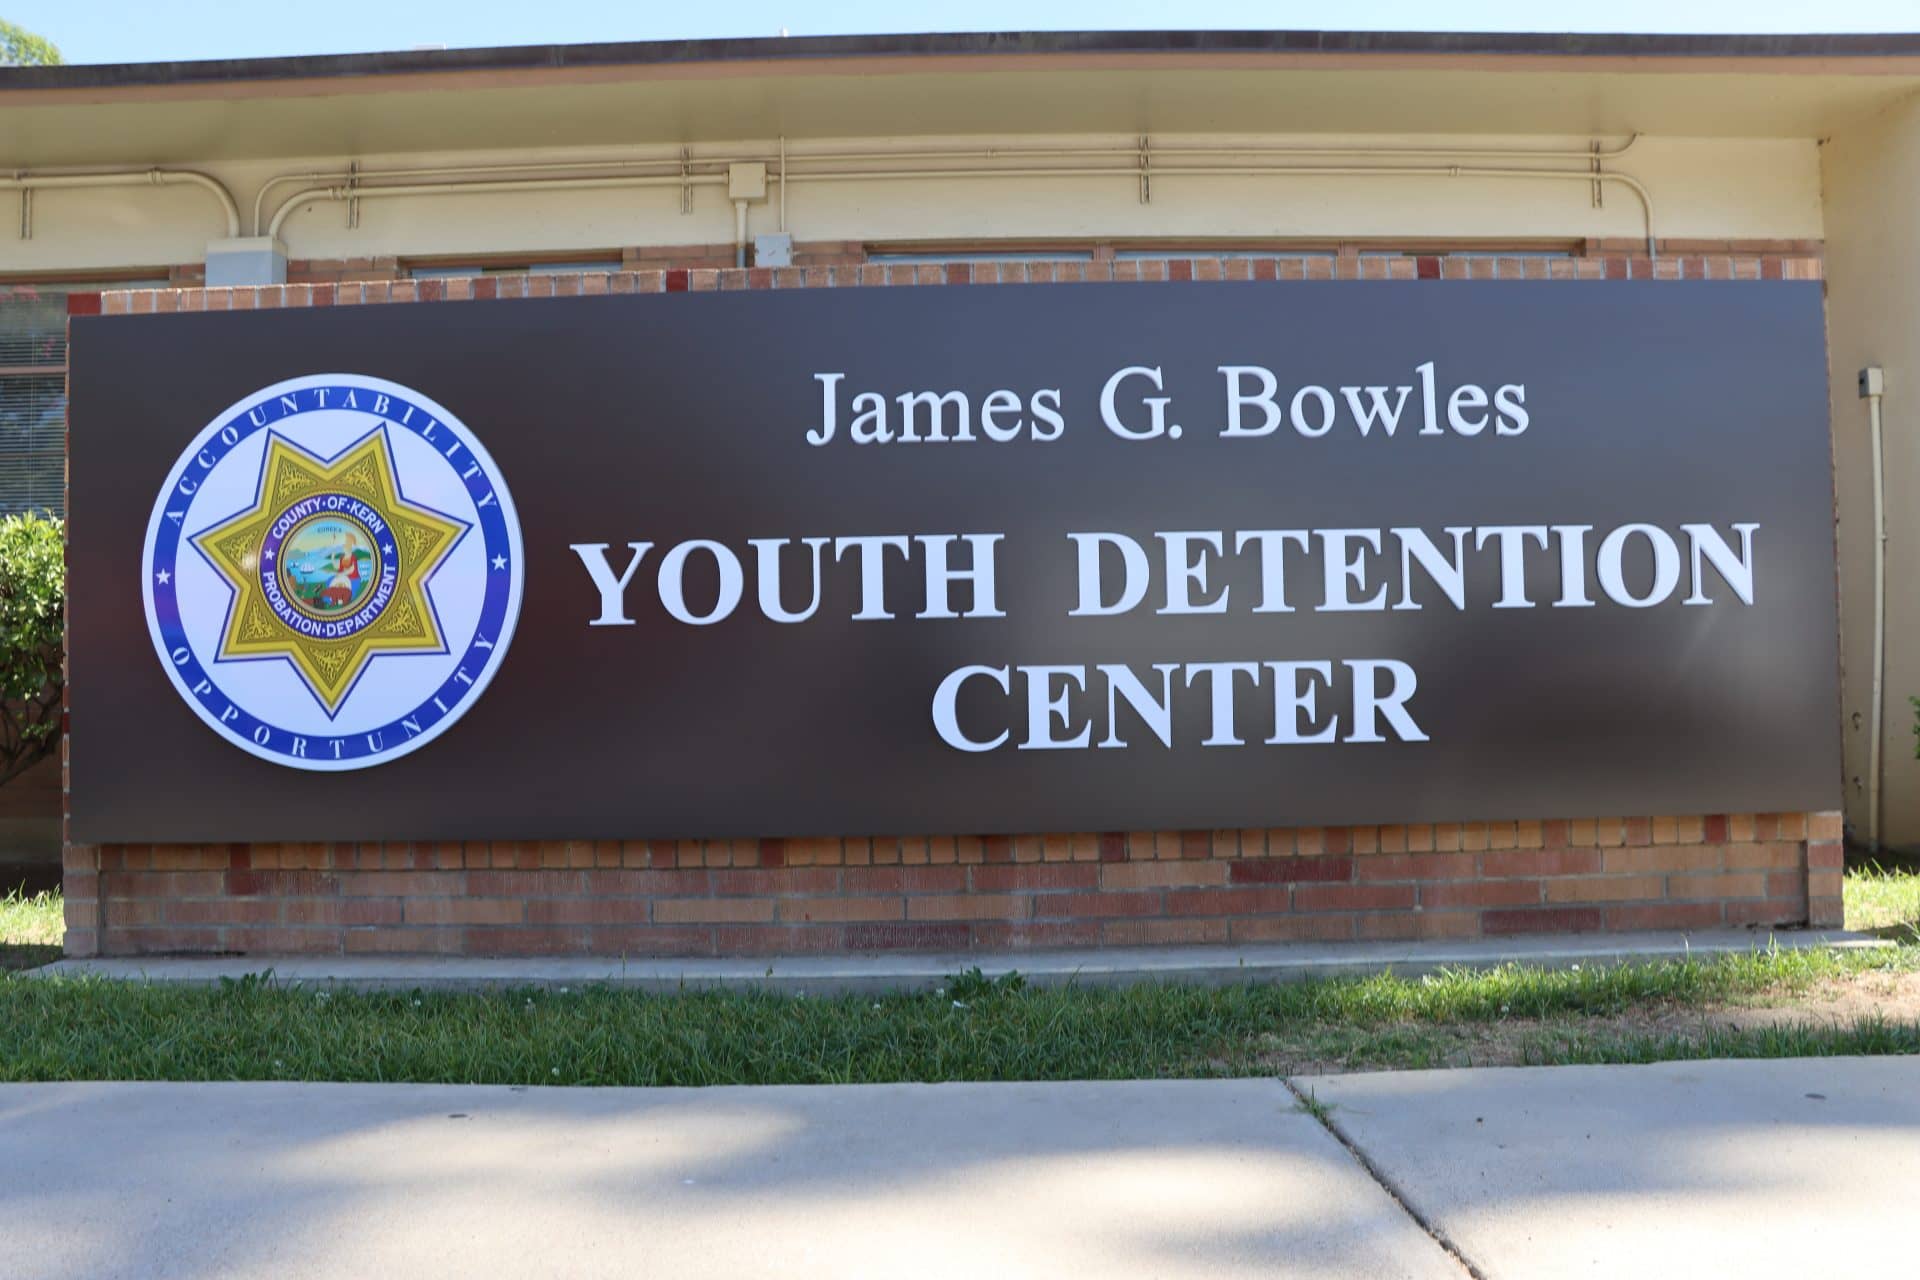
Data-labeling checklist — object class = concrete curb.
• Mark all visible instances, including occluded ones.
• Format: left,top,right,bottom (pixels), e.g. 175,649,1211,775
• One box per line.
30,928,1886,995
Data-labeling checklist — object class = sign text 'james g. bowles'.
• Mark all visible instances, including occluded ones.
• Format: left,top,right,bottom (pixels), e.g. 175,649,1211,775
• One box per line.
69,282,1841,843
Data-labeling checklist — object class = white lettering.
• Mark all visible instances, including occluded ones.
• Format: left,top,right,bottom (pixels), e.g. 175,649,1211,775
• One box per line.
1185,662,1261,747
1235,530,1310,614
808,373,843,445
1020,665,1092,750
569,542,652,626
834,535,911,620
1475,526,1550,609
1218,365,1282,437
1392,527,1470,610
1098,663,1178,749
1102,366,1173,440
1597,524,1682,608
1345,659,1427,743
749,536,831,623
916,534,1006,619
1681,522,1759,606
933,665,1011,752
1318,529,1386,612
1266,660,1337,744
657,540,745,626
1290,385,1336,438
1157,531,1229,615
1341,385,1411,437
1069,533,1149,617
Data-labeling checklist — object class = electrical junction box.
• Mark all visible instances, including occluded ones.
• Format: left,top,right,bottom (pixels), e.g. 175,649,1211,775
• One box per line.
205,236,288,287
755,233,794,267
1860,366,1885,398
728,162,768,201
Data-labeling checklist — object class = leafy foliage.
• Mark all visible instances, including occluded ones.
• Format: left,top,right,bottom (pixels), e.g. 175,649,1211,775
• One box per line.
0,513,64,785
946,965,1026,1000
0,19,60,67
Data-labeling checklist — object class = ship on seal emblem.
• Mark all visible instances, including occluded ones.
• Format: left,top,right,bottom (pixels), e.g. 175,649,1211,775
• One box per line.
142,374,524,770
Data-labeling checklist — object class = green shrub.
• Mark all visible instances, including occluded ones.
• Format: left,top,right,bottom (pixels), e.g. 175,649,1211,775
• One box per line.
0,513,64,786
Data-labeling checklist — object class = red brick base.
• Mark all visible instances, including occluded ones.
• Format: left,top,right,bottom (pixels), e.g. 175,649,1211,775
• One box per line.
61,813,1843,958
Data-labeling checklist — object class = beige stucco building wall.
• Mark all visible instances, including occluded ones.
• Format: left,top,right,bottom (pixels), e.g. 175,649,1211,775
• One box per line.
0,133,1823,275
1824,91,1920,849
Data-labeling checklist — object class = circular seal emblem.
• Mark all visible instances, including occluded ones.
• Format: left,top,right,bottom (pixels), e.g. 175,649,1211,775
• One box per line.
142,374,523,770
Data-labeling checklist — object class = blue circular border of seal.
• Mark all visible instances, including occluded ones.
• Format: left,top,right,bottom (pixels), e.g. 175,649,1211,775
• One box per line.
142,373,525,772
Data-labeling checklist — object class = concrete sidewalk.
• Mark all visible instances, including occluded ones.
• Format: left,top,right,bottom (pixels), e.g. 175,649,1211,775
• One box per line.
34,928,1880,993
1311,1056,1920,1277
0,1079,1455,1280
3,1057,1915,1278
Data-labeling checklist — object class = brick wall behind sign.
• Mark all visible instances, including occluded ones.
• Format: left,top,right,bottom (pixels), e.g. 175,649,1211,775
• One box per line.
62,247,1838,958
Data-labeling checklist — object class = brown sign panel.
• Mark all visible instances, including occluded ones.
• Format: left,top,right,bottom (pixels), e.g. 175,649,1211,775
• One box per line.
69,282,1839,842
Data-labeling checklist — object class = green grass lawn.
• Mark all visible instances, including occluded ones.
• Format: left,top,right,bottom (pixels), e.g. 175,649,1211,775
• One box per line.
0,890,61,973
1,930,1916,1085
1846,857,1920,937
1,866,1917,1085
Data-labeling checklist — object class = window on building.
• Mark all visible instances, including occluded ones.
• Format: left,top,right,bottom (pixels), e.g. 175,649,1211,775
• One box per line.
407,259,624,279
868,250,1097,265
0,286,70,519
1114,248,1338,266
0,280,169,519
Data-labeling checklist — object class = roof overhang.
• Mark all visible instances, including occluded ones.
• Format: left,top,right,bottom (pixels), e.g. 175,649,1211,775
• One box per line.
5,30,1920,165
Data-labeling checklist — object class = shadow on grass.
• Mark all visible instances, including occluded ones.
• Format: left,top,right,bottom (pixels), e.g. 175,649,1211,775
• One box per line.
1852,923,1920,944
0,943,60,973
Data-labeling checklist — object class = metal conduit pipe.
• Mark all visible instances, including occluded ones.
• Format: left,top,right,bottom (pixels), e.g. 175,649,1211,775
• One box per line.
1865,372,1888,852
264,173,728,241
263,160,1655,260
3,168,241,238
771,134,1641,165
782,163,1659,257
251,159,713,235
251,135,1641,235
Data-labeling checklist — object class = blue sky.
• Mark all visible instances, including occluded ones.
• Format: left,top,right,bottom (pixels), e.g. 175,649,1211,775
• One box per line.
8,1,1919,64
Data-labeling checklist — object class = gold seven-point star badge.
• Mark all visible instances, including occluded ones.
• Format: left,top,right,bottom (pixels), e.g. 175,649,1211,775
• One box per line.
190,428,469,715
